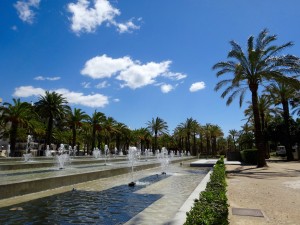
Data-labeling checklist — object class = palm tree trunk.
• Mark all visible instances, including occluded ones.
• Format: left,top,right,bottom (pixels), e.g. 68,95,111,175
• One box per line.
72,126,76,148
250,85,267,167
9,123,18,156
282,99,293,160
46,116,53,146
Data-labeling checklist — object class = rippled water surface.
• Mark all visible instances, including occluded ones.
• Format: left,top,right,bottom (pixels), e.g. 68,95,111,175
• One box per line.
0,174,168,225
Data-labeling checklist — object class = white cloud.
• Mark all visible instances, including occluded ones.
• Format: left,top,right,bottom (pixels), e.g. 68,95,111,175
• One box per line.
13,86,109,108
81,82,91,88
95,81,110,89
189,81,206,92
55,88,109,107
164,72,187,80
81,54,187,90
13,86,44,97
81,54,133,79
160,84,173,93
113,98,120,102
34,76,61,81
14,0,40,24
117,61,171,89
67,0,139,35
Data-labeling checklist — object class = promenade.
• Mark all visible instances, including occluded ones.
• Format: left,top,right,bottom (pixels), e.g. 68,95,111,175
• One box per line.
227,161,300,225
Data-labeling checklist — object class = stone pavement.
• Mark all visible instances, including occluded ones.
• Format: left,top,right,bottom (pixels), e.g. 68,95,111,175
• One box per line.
226,161,300,225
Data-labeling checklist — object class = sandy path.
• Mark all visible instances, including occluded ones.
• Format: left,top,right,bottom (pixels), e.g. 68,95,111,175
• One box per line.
226,161,300,225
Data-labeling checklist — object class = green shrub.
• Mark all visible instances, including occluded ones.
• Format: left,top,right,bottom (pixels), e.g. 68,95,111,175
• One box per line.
184,157,228,225
240,149,258,165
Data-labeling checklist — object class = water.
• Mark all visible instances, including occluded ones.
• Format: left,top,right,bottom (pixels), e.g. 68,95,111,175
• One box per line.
45,145,52,157
127,146,138,184
56,144,70,169
157,147,170,174
92,148,101,159
23,153,32,162
0,174,168,225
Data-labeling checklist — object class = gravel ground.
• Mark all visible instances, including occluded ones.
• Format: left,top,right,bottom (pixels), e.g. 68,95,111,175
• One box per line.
226,161,300,225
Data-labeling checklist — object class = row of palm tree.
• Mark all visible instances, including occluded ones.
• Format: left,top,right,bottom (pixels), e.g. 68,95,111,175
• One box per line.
0,91,229,156
213,29,300,167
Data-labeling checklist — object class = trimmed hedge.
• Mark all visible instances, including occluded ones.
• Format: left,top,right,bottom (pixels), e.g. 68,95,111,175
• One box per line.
185,157,228,225
240,149,258,165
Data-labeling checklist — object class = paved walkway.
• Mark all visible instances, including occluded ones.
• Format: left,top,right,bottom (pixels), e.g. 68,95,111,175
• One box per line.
226,161,300,225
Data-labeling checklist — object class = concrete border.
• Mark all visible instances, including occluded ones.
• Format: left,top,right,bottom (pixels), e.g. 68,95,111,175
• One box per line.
170,168,213,225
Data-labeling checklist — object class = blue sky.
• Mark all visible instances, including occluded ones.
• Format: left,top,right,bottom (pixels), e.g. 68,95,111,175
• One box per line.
1,0,300,136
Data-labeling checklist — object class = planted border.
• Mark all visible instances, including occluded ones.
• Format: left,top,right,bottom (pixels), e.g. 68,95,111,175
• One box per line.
185,157,228,225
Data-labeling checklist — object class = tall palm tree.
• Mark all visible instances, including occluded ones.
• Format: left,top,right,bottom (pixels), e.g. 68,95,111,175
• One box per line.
35,91,70,146
0,98,33,156
66,108,88,152
87,111,106,153
146,117,168,154
102,116,118,148
213,29,300,167
228,129,239,151
210,125,224,155
264,81,297,160
204,123,212,154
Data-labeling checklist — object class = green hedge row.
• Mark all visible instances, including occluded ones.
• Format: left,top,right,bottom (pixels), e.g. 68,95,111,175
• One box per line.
184,157,228,225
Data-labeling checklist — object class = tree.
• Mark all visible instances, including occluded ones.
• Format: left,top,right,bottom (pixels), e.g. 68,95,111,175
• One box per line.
146,117,168,154
228,129,239,151
35,91,70,146
210,125,224,155
213,29,300,167
265,82,298,160
66,108,88,153
87,111,105,153
0,98,33,156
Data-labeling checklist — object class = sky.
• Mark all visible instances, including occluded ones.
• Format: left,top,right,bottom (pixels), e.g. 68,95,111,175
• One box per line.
1,0,300,136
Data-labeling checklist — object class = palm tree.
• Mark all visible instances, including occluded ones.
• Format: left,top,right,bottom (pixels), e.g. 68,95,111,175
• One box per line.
0,98,33,156
178,118,200,155
228,129,239,151
35,91,70,146
102,116,118,148
66,108,88,153
290,90,300,116
146,117,168,154
264,82,298,160
210,125,224,155
213,29,300,167
87,111,106,153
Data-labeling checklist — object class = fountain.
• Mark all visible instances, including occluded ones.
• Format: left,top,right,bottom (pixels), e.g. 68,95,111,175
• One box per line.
23,135,33,162
119,148,123,156
93,147,101,159
103,145,110,165
128,146,139,186
56,144,70,169
45,145,52,157
6,144,10,157
157,147,170,175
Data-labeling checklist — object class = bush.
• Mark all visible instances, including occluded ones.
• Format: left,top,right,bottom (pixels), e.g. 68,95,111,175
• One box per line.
240,149,258,165
184,157,228,225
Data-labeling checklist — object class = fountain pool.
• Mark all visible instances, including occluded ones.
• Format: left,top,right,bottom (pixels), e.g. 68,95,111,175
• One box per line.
0,163,208,225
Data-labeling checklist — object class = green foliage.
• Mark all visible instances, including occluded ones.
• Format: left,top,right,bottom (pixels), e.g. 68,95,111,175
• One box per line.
240,149,258,165
185,157,228,225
